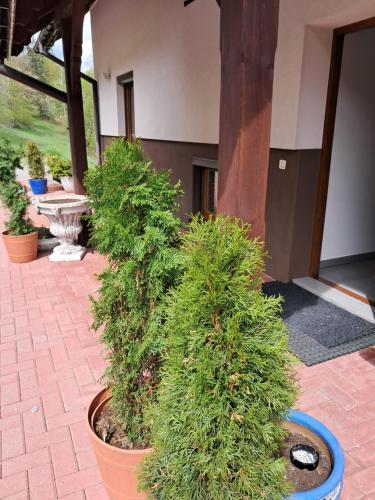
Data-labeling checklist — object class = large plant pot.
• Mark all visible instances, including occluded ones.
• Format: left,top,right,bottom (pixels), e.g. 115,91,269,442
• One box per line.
29,178,47,195
86,388,151,500
60,176,74,193
286,411,344,499
2,231,38,263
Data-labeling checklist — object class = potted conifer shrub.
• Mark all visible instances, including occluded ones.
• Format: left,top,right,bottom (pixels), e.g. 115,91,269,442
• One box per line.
84,139,183,500
140,216,344,499
25,141,47,194
0,139,38,263
46,152,74,192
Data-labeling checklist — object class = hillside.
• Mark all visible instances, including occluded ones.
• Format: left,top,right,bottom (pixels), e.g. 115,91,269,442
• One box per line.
0,118,96,165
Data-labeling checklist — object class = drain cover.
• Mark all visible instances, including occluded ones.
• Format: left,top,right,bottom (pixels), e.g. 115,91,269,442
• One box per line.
290,444,319,471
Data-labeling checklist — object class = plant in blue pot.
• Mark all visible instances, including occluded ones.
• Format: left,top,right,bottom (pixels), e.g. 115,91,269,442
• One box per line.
140,216,344,499
25,141,47,195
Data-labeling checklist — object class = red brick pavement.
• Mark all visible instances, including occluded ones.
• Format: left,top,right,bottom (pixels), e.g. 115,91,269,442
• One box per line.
1,206,375,499
0,207,109,499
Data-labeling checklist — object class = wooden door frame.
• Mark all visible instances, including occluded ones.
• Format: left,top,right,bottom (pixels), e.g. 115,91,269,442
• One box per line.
310,16,375,277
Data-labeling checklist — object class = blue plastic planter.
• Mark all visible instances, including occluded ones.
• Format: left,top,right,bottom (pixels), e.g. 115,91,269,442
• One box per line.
29,178,47,195
286,411,345,500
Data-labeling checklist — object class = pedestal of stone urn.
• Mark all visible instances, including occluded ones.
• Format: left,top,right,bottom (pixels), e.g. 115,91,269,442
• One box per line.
35,195,88,262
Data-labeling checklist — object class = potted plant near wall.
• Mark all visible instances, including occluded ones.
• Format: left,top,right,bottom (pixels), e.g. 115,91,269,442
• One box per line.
46,152,74,192
0,139,38,263
25,141,47,195
84,138,183,500
140,216,345,499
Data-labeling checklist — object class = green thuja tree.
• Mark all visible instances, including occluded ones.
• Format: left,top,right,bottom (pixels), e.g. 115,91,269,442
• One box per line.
85,139,183,448
141,216,298,499
25,141,45,179
0,139,34,236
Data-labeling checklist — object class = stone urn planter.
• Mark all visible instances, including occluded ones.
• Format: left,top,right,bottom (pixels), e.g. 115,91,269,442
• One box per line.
34,194,88,261
86,388,151,500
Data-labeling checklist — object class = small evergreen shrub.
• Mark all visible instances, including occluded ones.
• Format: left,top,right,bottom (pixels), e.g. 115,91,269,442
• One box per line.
0,138,21,184
25,141,45,179
46,153,72,179
0,139,34,236
141,216,298,499
85,138,183,448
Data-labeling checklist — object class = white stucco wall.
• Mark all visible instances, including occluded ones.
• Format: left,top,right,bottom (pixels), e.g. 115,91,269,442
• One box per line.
275,0,375,149
321,28,375,260
91,0,375,149
91,0,221,144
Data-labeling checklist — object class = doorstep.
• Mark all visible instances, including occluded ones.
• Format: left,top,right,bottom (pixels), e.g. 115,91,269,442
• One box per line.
293,277,375,324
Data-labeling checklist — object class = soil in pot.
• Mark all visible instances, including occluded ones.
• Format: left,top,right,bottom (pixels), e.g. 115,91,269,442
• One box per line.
87,389,150,500
281,421,332,492
95,405,147,450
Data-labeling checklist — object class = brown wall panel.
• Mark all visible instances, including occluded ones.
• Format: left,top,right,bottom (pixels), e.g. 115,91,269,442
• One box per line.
266,149,321,281
290,150,321,278
101,136,218,220
266,150,300,282
100,136,321,282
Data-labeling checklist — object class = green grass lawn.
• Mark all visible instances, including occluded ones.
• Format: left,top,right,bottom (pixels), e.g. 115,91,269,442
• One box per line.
0,118,96,164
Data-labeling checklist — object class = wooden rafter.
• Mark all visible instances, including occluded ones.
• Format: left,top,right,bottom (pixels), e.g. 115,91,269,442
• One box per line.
0,0,94,62
0,63,67,101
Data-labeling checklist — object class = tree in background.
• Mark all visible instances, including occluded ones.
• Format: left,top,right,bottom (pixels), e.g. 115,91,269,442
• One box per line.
82,69,96,155
0,79,13,126
7,80,35,128
0,46,96,160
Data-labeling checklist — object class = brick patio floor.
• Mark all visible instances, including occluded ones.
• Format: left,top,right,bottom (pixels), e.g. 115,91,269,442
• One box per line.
1,207,375,499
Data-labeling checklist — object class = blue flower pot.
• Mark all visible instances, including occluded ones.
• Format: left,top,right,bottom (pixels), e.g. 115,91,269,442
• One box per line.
29,178,47,195
286,411,345,500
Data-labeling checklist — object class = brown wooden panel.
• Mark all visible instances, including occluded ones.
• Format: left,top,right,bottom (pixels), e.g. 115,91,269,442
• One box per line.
217,0,279,241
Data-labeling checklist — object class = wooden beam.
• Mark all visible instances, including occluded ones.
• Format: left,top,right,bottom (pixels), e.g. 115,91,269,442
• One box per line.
217,0,279,242
0,63,67,102
61,0,87,194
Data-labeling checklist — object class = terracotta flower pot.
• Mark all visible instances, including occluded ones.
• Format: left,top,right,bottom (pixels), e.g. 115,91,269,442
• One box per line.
2,231,38,263
86,388,151,500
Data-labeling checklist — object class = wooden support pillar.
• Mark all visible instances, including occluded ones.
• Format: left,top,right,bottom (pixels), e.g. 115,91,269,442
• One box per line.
217,0,279,241
61,0,87,194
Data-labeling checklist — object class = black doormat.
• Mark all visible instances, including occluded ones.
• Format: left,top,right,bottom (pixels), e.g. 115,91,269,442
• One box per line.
263,281,375,366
